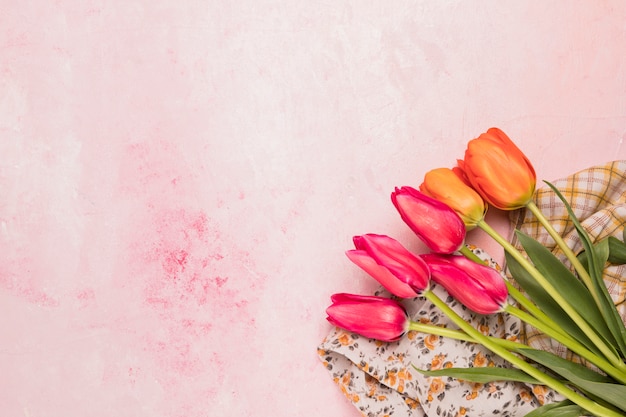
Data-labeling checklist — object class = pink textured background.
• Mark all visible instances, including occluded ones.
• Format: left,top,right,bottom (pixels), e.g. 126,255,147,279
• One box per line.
2,1,626,416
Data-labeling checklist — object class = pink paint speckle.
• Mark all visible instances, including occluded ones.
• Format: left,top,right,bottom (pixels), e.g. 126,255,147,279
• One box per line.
0,270,59,307
137,209,221,309
213,276,228,288
76,289,95,300
118,202,265,414
162,249,189,275
75,288,96,309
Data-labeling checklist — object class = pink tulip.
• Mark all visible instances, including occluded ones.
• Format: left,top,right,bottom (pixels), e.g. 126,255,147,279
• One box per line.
326,293,409,342
421,254,508,314
347,234,430,298
391,186,466,254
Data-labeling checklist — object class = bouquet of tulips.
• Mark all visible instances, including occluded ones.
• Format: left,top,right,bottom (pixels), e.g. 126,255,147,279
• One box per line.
325,128,626,417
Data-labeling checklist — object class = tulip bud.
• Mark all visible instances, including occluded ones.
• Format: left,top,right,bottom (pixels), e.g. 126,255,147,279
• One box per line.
421,254,508,314
347,234,430,298
326,293,409,342
391,186,466,254
462,127,536,210
419,167,487,228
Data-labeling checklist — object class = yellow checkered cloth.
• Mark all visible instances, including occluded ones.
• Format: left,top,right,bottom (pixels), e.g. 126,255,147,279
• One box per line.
510,160,626,359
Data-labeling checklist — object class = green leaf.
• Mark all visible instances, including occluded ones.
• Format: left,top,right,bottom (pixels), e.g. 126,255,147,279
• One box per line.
594,238,610,276
524,401,585,417
412,365,542,384
517,347,626,412
607,236,626,264
515,347,613,383
505,248,600,356
577,237,626,268
544,181,626,358
516,231,619,357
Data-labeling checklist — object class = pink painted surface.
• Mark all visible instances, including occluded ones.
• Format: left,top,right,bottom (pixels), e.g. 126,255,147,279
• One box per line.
1,1,626,416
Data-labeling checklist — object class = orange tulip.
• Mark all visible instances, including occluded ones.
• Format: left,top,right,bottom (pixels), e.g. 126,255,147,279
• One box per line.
419,167,487,228
462,127,536,210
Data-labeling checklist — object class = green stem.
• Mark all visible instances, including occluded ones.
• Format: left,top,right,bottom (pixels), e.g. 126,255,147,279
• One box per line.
409,321,475,342
526,201,599,302
477,219,623,367
408,321,522,351
506,305,626,384
459,245,486,264
504,281,571,339
423,290,623,417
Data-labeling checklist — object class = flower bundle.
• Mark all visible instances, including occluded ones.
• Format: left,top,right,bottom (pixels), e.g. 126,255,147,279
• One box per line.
325,128,626,417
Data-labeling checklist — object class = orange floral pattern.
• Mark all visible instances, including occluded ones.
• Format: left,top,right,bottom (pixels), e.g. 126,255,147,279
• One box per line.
318,247,560,416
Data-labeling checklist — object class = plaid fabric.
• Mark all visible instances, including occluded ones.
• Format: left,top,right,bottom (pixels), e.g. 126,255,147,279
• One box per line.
509,160,626,359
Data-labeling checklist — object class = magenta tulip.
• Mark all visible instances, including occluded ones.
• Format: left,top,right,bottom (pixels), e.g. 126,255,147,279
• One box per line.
326,293,409,342
391,186,466,254
421,254,508,314
347,234,430,298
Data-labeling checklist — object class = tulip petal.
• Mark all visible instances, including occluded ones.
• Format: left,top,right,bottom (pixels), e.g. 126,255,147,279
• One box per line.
447,255,508,304
357,234,430,293
419,167,486,227
463,128,536,210
391,187,466,254
326,293,408,342
346,250,420,298
422,254,507,314
430,264,502,315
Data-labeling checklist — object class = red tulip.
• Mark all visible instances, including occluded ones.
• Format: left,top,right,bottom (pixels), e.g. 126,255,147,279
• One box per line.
462,127,536,210
347,234,430,298
391,186,466,254
421,254,508,314
326,293,409,342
